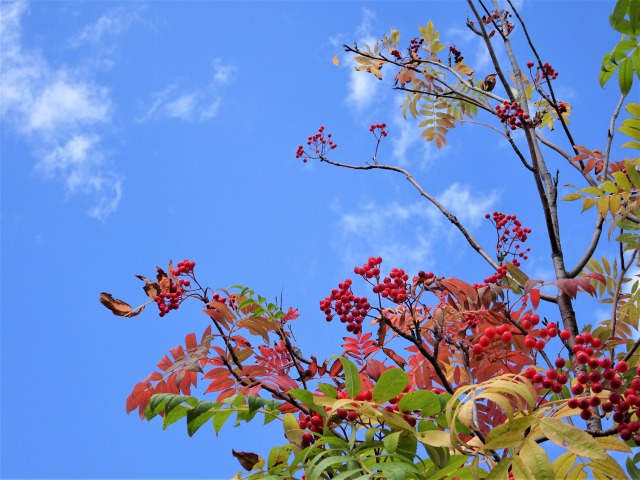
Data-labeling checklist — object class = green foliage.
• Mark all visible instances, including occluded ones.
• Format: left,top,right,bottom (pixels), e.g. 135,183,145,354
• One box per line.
600,0,640,94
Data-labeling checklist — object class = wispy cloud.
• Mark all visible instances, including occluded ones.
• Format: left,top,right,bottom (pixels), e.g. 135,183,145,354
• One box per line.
68,5,143,47
345,8,380,112
138,58,235,122
0,0,122,220
331,183,499,273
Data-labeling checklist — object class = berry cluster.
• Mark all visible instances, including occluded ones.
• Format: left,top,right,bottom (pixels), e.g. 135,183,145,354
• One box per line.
557,101,568,114
409,37,423,55
390,49,403,61
298,413,324,447
494,101,531,130
523,319,557,351
155,259,195,317
471,324,514,356
171,259,195,277
541,62,558,80
373,267,409,303
480,10,514,36
487,211,531,267
320,279,371,334
369,123,388,139
353,256,382,279
295,126,337,163
526,61,535,69
448,45,463,64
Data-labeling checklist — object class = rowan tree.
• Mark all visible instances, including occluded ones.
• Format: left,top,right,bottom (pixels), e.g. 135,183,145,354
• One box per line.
102,1,640,478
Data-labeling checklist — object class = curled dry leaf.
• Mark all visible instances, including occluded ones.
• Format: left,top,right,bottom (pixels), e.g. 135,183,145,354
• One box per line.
99,292,144,317
135,275,161,299
232,450,260,471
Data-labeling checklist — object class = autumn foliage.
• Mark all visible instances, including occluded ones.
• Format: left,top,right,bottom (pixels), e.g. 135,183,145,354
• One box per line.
102,1,640,478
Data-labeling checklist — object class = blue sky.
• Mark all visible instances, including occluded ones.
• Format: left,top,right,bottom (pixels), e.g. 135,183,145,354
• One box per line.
0,1,630,478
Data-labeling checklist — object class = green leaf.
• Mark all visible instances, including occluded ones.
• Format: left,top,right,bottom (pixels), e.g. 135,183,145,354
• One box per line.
630,0,640,33
186,401,216,436
627,456,640,480
213,408,233,435
539,417,607,461
601,180,619,194
384,431,401,453
619,123,640,140
431,454,467,480
372,368,409,403
612,0,631,30
626,159,640,189
483,429,525,449
308,455,355,480
163,404,190,429
339,357,361,399
398,390,440,414
318,383,337,399
619,57,634,95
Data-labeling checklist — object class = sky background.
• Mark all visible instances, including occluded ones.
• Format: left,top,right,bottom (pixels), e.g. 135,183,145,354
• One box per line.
0,0,632,478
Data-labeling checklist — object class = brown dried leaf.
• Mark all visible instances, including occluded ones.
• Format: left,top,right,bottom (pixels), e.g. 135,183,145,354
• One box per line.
156,267,171,293
135,275,161,299
99,292,144,317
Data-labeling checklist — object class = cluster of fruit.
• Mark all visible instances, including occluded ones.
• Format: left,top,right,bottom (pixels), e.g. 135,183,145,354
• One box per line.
295,126,337,163
494,101,531,130
319,278,371,335
155,259,195,317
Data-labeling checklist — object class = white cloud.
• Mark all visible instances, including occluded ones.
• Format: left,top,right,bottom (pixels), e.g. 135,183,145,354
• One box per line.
390,106,446,167
0,0,122,220
345,9,379,111
139,59,234,122
212,58,236,85
69,5,141,47
438,182,500,228
331,183,499,272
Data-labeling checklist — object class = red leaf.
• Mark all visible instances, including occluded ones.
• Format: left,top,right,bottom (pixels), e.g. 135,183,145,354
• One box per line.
185,332,197,350
554,279,579,299
205,377,236,393
169,345,185,361
530,289,540,310
583,272,606,284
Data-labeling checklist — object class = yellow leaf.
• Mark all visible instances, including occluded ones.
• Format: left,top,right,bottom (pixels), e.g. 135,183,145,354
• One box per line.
332,55,339,66
539,417,607,460
597,196,610,216
511,456,535,480
483,430,524,450
589,455,628,479
417,430,452,448
553,452,577,478
594,435,633,453
519,438,555,480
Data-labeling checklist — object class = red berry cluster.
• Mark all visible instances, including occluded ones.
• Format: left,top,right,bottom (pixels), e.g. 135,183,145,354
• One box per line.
523,318,557,351
526,61,535,69
373,268,409,303
480,10,514,36
557,101,568,114
298,413,323,447
494,101,531,130
295,126,337,163
390,49,403,61
369,123,388,139
483,265,508,285
486,211,531,267
541,62,558,80
448,45,463,64
320,279,371,335
354,256,382,279
471,324,514,356
155,260,195,317
171,259,195,277
409,37,423,55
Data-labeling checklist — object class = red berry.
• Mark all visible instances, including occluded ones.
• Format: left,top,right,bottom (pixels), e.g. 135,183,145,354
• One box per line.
559,330,571,341
616,361,629,373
